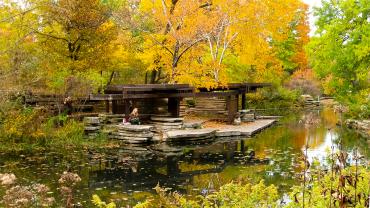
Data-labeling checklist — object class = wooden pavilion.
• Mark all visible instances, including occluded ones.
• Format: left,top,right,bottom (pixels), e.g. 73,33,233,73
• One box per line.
89,83,271,122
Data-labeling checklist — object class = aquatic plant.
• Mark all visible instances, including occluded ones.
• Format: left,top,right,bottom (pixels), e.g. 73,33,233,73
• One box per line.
0,173,16,187
92,194,117,208
0,174,55,208
58,171,82,208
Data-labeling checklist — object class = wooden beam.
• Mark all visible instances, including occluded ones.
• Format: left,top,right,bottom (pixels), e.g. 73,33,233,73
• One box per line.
123,93,195,99
194,91,239,97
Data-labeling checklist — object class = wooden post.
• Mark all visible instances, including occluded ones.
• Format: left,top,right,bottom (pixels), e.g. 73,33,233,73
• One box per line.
236,94,240,112
106,95,113,114
105,100,110,113
108,100,113,114
226,96,232,123
112,100,117,114
124,99,130,120
242,94,246,110
226,95,239,124
168,98,180,117
123,89,131,119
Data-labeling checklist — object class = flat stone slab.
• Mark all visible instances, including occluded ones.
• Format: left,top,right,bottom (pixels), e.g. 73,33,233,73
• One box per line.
215,129,242,137
151,116,184,123
84,117,101,124
164,128,216,140
115,132,154,138
117,125,154,132
233,119,276,136
150,121,183,126
115,137,149,143
84,126,101,131
256,116,283,119
154,125,182,130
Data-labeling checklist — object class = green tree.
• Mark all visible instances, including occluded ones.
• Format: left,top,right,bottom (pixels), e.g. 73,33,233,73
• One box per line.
308,0,370,118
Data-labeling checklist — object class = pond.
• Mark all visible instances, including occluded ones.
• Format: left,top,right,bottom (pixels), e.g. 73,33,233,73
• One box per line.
0,108,368,207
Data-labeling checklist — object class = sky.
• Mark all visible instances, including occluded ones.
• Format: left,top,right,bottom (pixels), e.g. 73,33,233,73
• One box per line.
303,0,322,35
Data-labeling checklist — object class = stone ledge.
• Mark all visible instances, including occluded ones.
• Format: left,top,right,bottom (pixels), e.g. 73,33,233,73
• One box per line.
150,116,184,123
117,125,154,132
164,128,217,140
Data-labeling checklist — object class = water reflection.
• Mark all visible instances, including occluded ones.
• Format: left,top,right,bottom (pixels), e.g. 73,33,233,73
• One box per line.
0,108,368,207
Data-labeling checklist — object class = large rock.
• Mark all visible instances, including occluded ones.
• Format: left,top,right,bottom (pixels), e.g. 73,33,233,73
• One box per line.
117,124,154,132
301,94,314,101
241,114,255,122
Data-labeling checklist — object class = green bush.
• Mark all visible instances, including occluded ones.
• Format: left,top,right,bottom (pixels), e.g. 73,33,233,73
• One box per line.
247,86,301,115
340,89,370,119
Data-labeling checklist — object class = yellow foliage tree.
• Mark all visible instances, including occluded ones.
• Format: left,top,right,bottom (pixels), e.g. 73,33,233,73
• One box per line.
138,0,213,83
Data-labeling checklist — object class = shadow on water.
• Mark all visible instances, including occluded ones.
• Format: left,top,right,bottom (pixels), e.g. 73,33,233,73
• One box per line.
0,108,368,206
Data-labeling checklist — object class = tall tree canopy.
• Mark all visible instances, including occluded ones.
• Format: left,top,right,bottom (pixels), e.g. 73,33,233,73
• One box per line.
137,0,310,87
308,0,370,118
0,0,310,92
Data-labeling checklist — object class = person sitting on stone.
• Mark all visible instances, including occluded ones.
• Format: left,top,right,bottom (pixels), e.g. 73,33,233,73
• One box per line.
233,112,241,126
128,108,141,125
63,96,73,115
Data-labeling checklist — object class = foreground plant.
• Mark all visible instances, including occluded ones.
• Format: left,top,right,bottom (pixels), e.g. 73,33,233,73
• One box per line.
133,181,279,208
0,171,82,208
0,173,55,207
58,171,82,208
287,165,370,208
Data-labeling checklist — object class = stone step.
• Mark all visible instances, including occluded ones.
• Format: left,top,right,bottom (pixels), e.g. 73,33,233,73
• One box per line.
112,136,150,143
113,131,154,138
117,125,154,132
83,117,101,125
150,116,184,123
150,121,183,126
84,126,101,131
164,128,217,140
215,130,242,137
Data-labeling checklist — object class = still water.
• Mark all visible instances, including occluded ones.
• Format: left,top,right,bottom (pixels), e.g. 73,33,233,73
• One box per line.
0,108,368,206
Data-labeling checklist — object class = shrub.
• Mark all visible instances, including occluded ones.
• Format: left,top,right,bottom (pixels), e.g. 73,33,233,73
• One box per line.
133,181,279,208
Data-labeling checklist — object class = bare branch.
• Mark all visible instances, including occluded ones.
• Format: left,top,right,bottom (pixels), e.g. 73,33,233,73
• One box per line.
177,38,204,61
219,32,238,65
0,7,38,23
148,35,174,56
161,0,175,34
30,28,69,42
207,36,215,60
